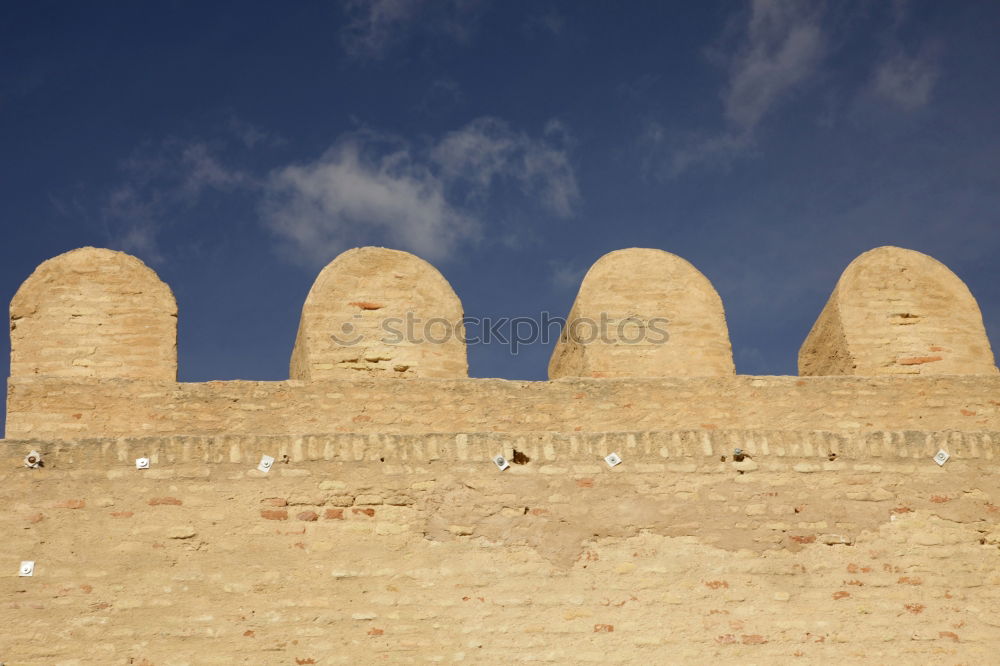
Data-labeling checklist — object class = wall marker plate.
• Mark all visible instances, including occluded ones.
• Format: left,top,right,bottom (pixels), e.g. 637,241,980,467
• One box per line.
493,455,510,471
19,561,34,577
933,450,950,466
605,452,622,467
135,457,150,470
258,455,275,473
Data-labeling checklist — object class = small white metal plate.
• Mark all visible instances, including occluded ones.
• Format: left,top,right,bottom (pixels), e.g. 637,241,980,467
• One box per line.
257,455,275,473
135,457,150,470
19,561,34,577
24,450,42,468
605,452,622,467
493,455,510,471
933,450,950,466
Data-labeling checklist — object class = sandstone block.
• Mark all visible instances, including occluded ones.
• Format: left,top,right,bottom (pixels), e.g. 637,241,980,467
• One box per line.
10,247,177,379
290,247,467,379
799,246,997,376
549,248,734,378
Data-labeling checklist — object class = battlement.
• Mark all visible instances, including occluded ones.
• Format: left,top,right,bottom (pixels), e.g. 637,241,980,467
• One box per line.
3,245,999,664
5,244,997,439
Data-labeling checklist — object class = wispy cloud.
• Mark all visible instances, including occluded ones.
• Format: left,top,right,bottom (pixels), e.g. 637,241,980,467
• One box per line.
99,139,251,261
721,0,825,133
261,117,578,266
261,133,476,265
86,114,577,268
865,1,942,114
431,117,579,217
667,0,826,175
522,9,565,38
340,0,488,61
870,44,941,111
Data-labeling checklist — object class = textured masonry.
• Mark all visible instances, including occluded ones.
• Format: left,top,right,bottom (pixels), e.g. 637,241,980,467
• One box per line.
549,248,735,378
2,432,999,664
3,244,1000,664
9,246,177,380
799,246,998,376
290,246,468,380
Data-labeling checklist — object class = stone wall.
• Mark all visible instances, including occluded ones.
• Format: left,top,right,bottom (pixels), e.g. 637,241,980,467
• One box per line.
3,244,999,664
6,374,1000,439
2,431,998,664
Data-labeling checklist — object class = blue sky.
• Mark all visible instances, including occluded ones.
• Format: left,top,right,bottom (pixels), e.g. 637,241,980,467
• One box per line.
2,1,998,427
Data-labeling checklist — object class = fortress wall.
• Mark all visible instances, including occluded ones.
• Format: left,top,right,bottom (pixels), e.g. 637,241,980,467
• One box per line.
7,374,1000,440
2,431,999,664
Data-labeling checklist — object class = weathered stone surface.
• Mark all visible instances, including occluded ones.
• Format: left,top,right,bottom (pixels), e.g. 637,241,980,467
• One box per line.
2,431,1000,663
9,247,177,380
6,374,1000,439
549,248,734,378
290,246,467,379
800,246,997,376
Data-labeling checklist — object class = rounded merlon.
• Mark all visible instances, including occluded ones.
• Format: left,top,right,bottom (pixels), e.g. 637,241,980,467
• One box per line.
549,248,734,378
290,246,468,380
799,246,998,376
9,247,177,380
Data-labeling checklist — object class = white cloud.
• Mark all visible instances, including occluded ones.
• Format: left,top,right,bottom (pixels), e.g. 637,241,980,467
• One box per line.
262,136,476,265
90,116,576,268
723,0,825,132
340,0,488,60
262,117,578,266
431,117,579,217
869,41,941,111
663,0,826,175
340,0,422,60
99,139,251,260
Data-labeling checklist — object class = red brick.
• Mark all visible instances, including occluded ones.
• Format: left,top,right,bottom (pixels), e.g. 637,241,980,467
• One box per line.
832,591,850,600
296,510,319,522
324,509,345,520
741,635,767,645
593,624,614,633
111,511,134,518
367,628,384,636
352,508,375,517
260,509,288,520
897,355,942,365
261,497,287,507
